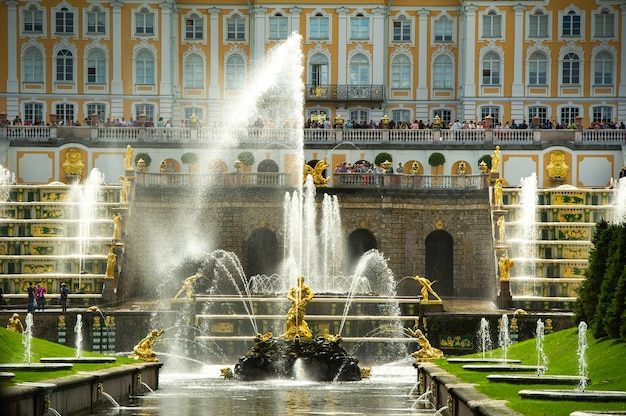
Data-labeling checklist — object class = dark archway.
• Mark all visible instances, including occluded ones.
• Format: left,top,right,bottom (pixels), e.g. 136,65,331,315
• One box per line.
246,228,278,276
347,229,377,269
425,230,453,297
257,159,279,172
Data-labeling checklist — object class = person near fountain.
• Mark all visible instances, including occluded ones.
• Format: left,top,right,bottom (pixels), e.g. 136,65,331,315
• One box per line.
35,283,46,311
282,276,315,340
27,282,35,312
59,282,70,312
490,145,501,173
7,313,24,333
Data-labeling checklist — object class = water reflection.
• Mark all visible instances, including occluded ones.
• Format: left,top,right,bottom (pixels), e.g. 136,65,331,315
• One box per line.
95,361,421,415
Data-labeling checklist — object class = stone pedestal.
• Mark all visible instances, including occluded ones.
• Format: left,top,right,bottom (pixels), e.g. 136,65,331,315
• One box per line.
102,282,116,305
498,280,512,309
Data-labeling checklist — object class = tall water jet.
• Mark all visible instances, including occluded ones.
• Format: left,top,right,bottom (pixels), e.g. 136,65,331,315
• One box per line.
535,319,548,376
518,173,538,273
22,313,33,364
75,314,83,358
576,321,588,392
612,177,626,224
477,318,493,359
498,314,511,363
0,164,15,217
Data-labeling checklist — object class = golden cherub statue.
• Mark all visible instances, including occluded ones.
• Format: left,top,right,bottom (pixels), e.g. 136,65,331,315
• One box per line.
412,276,442,303
130,329,165,362
281,276,314,340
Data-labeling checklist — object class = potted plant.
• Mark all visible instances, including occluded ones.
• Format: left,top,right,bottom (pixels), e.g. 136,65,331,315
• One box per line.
181,152,199,173
478,154,492,173
428,152,445,175
374,152,393,169
134,152,152,172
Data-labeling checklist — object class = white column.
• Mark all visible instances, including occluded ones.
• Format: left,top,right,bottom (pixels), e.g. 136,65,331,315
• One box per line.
6,0,18,93
208,8,220,100
110,1,123,95
416,8,429,100
462,4,477,98
372,7,385,86
337,7,348,85
289,6,301,37
159,2,173,94
619,5,626,97
252,6,266,66
511,3,525,96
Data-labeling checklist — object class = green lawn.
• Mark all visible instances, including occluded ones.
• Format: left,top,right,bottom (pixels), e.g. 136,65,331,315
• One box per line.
433,327,626,416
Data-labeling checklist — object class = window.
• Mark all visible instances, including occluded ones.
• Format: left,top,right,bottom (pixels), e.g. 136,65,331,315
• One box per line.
184,54,204,88
269,14,288,40
562,10,581,37
433,55,453,88
528,106,548,126
391,109,410,123
528,51,548,85
55,7,74,34
594,10,615,38
136,50,155,84
594,51,613,86
392,16,411,42
560,107,579,124
87,50,106,83
56,49,74,82
434,110,452,126
87,8,106,34
135,104,155,120
592,106,612,123
434,16,453,42
350,14,369,40
349,54,369,85
391,55,410,89
226,55,245,89
24,6,43,33
24,102,44,124
55,103,75,123
482,52,500,85
227,14,246,40
562,52,580,85
310,14,329,40
480,106,500,124
87,103,106,123
136,8,154,35
23,48,43,83
184,107,204,122
482,11,502,38
185,13,203,40
309,54,328,86
349,110,369,124
529,11,548,38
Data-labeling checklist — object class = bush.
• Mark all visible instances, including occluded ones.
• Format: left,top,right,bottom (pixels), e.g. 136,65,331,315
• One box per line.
374,152,392,167
478,154,492,171
181,152,199,164
238,151,255,166
134,152,152,167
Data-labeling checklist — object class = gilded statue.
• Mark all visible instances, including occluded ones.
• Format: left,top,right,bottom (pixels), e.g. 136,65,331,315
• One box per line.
493,177,504,208
113,213,123,241
497,216,506,244
409,327,444,361
281,276,314,340
498,254,514,281
253,332,274,342
303,157,331,186
412,276,442,303
131,329,165,362
7,313,24,333
546,151,569,179
490,145,501,173
124,145,134,171
220,367,234,379
105,248,116,278
119,176,131,204
62,149,85,176
173,273,201,300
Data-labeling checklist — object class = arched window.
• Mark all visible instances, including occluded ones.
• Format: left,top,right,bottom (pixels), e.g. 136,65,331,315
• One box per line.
433,55,453,88
226,54,245,89
482,51,500,85
136,50,155,84
309,54,328,86
349,54,369,85
24,48,43,82
184,54,203,88
87,50,106,83
56,49,74,81
391,55,410,89
528,51,548,85
562,52,580,85
594,51,613,86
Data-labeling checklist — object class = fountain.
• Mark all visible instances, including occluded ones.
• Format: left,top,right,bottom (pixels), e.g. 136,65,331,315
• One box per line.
612,176,626,224
447,317,521,364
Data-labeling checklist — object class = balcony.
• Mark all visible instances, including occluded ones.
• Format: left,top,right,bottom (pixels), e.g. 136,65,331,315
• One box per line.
305,84,384,107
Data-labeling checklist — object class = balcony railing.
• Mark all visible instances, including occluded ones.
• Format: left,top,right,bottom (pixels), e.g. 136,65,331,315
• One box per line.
2,125,625,146
305,84,384,102
135,171,292,188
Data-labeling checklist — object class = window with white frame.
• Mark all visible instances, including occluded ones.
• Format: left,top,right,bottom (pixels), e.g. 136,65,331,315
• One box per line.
227,14,246,41
56,49,74,81
482,52,500,85
309,13,329,40
560,107,579,124
594,9,615,38
391,55,410,89
480,106,500,124
24,102,44,124
309,54,328,86
135,50,155,84
594,51,613,86
87,50,106,83
55,103,75,123
529,10,548,38
528,106,548,126
87,103,106,122
592,106,612,123
482,10,502,38
528,51,548,85
23,48,43,83
87,7,106,34
226,55,245,89
24,6,43,33
392,15,411,42
562,10,581,37
55,6,74,34
185,13,204,40
349,54,370,85
434,16,453,42
391,109,410,123
135,8,154,36
184,54,204,88
135,104,155,120
433,55,453,88
562,52,580,85
350,14,369,40
349,110,369,124
269,14,288,40
434,109,452,126
184,107,204,123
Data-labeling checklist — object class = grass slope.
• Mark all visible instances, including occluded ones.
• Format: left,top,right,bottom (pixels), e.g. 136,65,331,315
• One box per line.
0,327,139,384
434,327,626,416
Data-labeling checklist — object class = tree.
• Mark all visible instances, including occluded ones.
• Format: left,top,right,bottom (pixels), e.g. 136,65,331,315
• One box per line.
428,152,446,175
237,151,255,167
374,152,392,167
181,152,199,165
478,154,492,171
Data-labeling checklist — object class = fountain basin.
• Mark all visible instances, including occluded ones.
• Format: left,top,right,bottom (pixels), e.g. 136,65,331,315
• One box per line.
0,372,15,382
519,389,626,401
447,358,521,364
462,364,547,372
487,374,590,385
0,363,73,372
40,357,116,364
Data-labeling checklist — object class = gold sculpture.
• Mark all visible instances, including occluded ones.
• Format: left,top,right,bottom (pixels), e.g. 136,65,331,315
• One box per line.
113,213,123,241
493,177,504,208
412,276,442,303
253,332,274,342
410,161,420,174
173,273,201,300
498,254,514,281
497,216,506,244
409,326,444,361
105,247,116,279
131,329,165,362
281,276,314,340
124,145,134,171
7,313,24,333
62,149,85,176
360,367,371,378
490,145,501,173
323,333,342,343
546,151,569,179
220,367,234,379
303,157,331,186
119,176,131,204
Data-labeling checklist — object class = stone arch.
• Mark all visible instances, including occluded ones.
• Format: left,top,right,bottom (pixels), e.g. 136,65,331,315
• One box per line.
347,228,377,268
246,227,279,277
425,229,453,297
